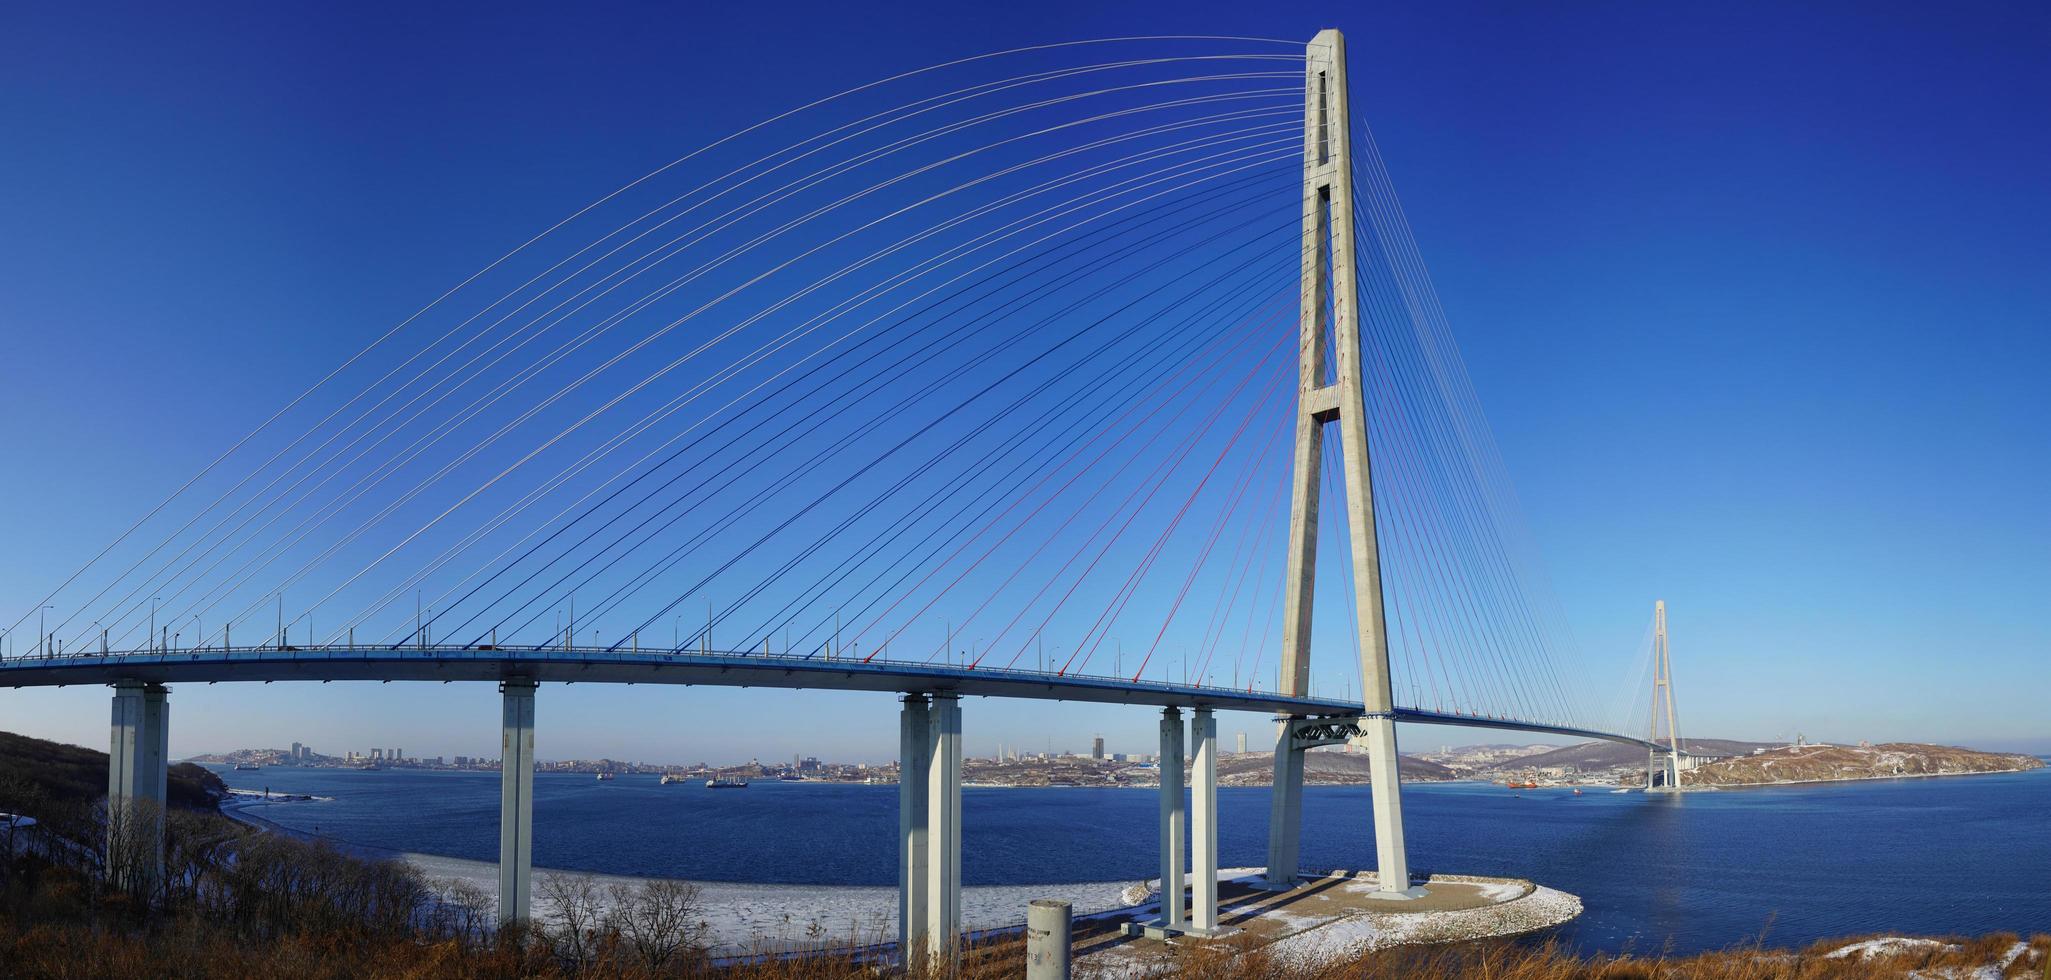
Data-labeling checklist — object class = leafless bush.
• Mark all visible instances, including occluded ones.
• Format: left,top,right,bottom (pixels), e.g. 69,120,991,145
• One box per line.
607,878,709,969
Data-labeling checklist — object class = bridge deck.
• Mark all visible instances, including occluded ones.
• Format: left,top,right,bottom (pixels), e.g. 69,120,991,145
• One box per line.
0,644,1367,716
0,645,1666,750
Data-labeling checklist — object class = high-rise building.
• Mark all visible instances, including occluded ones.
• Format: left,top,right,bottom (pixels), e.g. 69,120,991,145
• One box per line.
291,741,303,762
371,748,383,761
1236,732,1248,754
1091,736,1105,760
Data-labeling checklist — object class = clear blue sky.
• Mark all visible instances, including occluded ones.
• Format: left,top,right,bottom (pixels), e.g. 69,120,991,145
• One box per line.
1,2,2045,764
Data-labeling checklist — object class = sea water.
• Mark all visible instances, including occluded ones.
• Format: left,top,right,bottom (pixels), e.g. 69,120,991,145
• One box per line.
210,763,2051,954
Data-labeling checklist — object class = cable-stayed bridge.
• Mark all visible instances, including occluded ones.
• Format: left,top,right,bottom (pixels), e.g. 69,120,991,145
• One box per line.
2,29,1691,959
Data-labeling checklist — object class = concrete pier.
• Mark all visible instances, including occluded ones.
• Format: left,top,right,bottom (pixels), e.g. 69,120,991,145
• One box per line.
498,678,537,924
1157,707,1185,931
107,680,167,887
1190,707,1218,933
925,694,963,957
898,694,932,958
1265,720,1304,889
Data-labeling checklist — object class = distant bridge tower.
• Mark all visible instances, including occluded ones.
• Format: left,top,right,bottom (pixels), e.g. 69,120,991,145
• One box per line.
1265,28,1420,899
1648,600,1683,788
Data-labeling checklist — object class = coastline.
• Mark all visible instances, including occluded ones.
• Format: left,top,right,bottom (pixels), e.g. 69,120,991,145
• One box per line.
1686,764,2044,791
217,795,1143,954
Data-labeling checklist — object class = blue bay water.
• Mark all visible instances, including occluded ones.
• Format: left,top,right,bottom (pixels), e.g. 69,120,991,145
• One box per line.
212,764,2051,954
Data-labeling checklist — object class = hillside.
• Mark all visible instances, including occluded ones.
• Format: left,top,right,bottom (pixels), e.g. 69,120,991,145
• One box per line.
1685,742,2043,787
0,730,228,815
1216,749,1456,786
1498,738,1778,774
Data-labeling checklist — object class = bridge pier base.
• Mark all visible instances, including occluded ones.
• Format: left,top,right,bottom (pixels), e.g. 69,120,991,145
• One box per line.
1190,707,1218,934
1156,707,1185,931
498,678,536,925
107,680,167,891
1264,717,1305,890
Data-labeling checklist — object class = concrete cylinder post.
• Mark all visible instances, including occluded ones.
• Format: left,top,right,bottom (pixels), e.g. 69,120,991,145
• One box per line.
1190,707,1218,933
498,678,537,925
1158,706,1186,930
898,694,932,962
1025,899,1073,980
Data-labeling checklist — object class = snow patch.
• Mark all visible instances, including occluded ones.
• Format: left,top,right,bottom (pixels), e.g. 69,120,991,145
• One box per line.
1825,937,1958,961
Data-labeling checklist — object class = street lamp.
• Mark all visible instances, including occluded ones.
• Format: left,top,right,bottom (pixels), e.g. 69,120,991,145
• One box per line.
149,597,161,654
38,605,54,657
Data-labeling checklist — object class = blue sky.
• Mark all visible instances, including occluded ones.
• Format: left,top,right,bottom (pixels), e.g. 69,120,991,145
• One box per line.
1,2,2046,763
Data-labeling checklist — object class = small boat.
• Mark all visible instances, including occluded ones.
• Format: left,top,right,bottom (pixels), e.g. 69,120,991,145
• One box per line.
659,773,688,785
232,763,260,771
595,772,616,781
705,778,749,789
1572,788,1583,795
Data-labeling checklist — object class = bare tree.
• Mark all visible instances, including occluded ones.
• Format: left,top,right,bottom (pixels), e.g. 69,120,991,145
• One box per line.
608,878,707,969
538,872,607,965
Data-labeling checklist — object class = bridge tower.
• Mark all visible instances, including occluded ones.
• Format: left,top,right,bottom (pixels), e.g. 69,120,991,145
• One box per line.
1266,28,1420,899
1648,600,1683,788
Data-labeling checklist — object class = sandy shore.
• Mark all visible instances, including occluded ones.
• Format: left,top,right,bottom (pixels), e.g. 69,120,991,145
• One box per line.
219,795,1142,954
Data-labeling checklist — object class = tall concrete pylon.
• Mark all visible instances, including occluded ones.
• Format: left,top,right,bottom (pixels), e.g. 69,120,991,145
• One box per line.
1265,28,1418,900
1648,600,1683,788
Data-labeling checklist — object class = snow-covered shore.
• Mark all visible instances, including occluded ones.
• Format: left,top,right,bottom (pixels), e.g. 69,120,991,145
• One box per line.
217,794,1143,954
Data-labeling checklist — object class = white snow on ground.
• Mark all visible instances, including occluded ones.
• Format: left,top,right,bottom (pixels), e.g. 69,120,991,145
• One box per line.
1825,937,1959,960
407,852,1150,955
1258,882,1578,968
1907,941,2035,980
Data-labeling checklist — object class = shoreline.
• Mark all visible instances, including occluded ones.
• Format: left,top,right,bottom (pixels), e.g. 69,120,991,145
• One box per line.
217,796,1145,954
1685,764,2043,791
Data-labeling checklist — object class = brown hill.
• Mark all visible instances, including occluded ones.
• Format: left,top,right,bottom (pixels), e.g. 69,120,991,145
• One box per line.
1497,738,1777,773
0,729,227,816
1685,742,2043,787
1216,749,1456,786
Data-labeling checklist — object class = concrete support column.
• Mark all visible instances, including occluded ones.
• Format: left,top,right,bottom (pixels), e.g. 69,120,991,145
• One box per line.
107,681,167,889
1190,708,1218,934
498,678,537,925
1360,714,1414,897
897,694,932,960
1157,707,1186,930
1264,717,1305,890
925,694,963,960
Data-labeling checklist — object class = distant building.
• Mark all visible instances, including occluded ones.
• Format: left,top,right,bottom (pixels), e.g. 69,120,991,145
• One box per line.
1091,736,1105,760
291,741,303,761
1236,732,1247,754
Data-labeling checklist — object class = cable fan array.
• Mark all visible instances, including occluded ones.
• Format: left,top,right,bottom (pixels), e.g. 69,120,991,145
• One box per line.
9,36,1627,737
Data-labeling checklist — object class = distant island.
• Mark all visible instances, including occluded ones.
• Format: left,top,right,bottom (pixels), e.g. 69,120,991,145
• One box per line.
1683,742,2043,787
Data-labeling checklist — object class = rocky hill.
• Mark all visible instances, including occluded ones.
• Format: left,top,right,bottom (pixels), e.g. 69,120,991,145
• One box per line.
1216,748,1456,786
1684,742,2043,786
1497,738,1777,774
